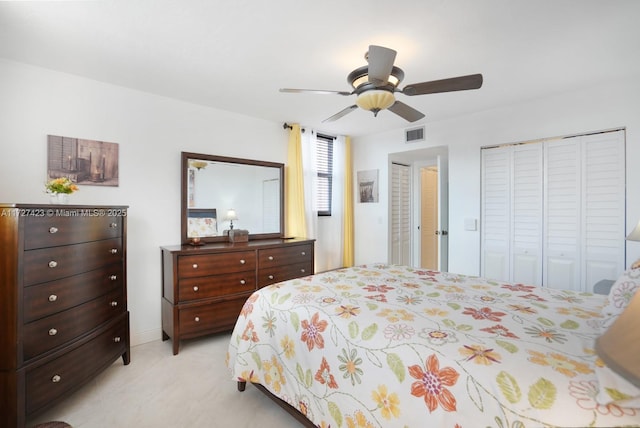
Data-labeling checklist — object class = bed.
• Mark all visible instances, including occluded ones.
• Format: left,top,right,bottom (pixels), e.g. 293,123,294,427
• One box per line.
227,263,640,427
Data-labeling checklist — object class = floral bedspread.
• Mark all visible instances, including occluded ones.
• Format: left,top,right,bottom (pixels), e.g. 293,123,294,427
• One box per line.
227,264,639,427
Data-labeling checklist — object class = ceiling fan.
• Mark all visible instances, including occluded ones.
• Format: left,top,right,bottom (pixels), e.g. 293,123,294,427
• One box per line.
280,45,483,123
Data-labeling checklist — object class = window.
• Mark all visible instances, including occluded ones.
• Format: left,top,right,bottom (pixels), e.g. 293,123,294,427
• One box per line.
316,134,334,216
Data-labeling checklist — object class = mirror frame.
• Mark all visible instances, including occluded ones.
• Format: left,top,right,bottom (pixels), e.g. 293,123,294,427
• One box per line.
181,152,285,244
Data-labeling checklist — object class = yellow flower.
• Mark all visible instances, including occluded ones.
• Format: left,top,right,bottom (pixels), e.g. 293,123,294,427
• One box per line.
424,307,448,317
336,304,361,318
372,385,400,420
377,308,415,322
528,350,593,377
263,356,286,393
459,344,501,365
281,335,296,359
346,410,375,428
45,177,79,194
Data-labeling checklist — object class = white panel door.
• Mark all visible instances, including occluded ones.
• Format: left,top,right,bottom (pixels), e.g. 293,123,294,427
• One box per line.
544,139,581,290
511,144,543,285
481,147,511,281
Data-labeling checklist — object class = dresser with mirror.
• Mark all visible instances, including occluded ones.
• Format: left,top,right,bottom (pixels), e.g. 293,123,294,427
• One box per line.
161,152,314,355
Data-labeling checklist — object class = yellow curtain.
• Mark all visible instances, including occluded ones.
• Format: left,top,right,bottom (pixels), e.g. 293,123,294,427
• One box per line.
285,124,307,238
342,136,355,267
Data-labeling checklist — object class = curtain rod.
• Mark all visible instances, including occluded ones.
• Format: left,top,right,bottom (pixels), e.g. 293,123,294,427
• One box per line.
283,122,305,133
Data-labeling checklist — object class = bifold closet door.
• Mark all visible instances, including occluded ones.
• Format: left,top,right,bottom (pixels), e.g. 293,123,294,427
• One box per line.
543,131,625,292
482,129,625,291
481,144,543,285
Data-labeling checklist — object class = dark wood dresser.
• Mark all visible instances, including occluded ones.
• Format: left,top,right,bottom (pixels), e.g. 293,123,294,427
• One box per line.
0,204,130,428
161,238,314,355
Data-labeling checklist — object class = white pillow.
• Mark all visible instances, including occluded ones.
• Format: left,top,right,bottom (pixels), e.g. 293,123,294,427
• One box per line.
600,268,640,331
595,267,640,408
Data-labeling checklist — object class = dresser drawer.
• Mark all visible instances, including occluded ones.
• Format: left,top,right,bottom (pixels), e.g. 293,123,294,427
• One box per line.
178,296,249,337
23,264,124,323
177,251,256,278
178,271,255,302
24,213,123,250
23,288,125,361
258,261,313,287
25,314,128,415
23,238,122,286
258,243,313,268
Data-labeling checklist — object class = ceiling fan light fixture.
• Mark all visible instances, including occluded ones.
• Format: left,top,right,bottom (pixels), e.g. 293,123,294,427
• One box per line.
356,90,395,116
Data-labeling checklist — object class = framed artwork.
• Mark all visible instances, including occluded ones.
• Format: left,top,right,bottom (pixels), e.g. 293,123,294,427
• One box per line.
357,169,379,203
47,135,119,186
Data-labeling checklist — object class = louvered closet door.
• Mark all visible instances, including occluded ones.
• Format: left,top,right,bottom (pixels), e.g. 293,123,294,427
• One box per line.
481,147,511,281
391,162,411,265
481,145,543,284
544,130,625,292
544,139,582,290
581,131,625,289
511,144,543,286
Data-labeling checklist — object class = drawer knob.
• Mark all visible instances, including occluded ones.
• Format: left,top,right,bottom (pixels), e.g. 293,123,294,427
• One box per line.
193,285,199,291
110,275,118,281
192,263,198,269
110,248,118,254
49,328,58,336
110,222,118,228
268,256,274,261
49,226,59,234
110,301,118,307
240,279,246,285
113,336,121,343
301,251,306,256
301,269,306,273
48,260,58,268
240,259,246,264
48,294,58,302
52,374,61,383
268,275,274,280
194,316,200,322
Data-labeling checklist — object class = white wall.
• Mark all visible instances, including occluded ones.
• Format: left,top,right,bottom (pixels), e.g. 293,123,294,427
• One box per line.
353,76,640,275
0,59,287,346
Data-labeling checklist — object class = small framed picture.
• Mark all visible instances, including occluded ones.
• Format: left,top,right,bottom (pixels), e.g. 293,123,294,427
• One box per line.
357,169,379,203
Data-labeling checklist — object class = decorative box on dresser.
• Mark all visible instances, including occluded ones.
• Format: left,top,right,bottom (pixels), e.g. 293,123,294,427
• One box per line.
0,204,130,428
161,238,314,355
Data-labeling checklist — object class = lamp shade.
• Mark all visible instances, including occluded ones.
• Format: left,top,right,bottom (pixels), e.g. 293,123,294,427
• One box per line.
225,209,238,221
627,219,640,241
595,290,640,388
356,90,395,113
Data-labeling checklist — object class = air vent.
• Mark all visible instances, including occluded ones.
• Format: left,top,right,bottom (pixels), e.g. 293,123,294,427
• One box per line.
405,126,425,143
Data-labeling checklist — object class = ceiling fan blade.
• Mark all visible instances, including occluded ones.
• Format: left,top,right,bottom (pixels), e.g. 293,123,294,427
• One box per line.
367,45,397,86
322,105,358,123
280,88,352,96
387,101,425,122
401,73,483,96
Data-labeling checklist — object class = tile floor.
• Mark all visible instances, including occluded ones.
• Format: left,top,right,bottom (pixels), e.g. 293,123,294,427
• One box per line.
27,333,298,427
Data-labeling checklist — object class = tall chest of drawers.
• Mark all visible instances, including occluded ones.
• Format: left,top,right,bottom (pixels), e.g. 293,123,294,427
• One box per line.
0,204,130,428
161,238,314,355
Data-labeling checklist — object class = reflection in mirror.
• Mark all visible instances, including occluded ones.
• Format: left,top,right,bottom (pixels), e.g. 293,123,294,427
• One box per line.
181,152,284,244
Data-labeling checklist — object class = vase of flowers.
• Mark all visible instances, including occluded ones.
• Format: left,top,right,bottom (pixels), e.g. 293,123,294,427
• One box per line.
45,177,79,204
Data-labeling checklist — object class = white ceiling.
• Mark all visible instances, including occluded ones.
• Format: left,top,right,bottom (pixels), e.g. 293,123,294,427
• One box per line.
1,0,639,137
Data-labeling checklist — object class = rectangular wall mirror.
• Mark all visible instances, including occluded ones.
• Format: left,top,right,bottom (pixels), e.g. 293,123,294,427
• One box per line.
181,152,284,244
